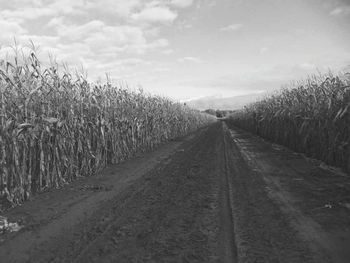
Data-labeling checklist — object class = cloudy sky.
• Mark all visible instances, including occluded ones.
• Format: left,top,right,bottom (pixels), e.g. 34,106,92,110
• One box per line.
1,0,350,101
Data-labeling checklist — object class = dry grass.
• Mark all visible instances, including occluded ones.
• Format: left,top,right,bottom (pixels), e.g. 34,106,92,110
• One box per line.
227,72,350,174
0,50,215,207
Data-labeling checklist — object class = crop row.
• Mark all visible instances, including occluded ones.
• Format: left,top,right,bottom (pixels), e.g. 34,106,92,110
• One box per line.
0,52,215,208
227,73,350,174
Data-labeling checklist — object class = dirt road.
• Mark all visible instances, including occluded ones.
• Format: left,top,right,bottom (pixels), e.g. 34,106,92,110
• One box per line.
0,122,350,263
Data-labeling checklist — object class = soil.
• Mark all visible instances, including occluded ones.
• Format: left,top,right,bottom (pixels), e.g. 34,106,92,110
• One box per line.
0,121,350,263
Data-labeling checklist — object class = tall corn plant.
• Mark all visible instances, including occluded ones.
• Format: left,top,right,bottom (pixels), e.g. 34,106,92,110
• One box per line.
227,73,350,174
0,51,216,209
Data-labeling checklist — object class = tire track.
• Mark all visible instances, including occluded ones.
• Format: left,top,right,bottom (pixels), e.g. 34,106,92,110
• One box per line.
224,122,316,263
219,121,238,263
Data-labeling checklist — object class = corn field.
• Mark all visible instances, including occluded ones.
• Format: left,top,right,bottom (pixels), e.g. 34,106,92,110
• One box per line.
227,73,350,174
0,52,215,208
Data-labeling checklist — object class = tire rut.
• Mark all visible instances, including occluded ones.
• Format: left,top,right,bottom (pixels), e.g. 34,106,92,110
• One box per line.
219,122,238,263
222,122,314,263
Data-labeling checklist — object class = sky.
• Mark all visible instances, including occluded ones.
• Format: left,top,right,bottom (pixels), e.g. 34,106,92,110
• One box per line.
0,0,350,101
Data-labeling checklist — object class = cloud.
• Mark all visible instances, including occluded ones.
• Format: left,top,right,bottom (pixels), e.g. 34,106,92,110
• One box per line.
83,25,145,53
0,1,85,22
89,58,152,71
153,67,170,72
85,0,141,18
299,63,316,70
330,6,350,16
178,56,204,63
52,42,93,65
0,7,54,21
56,20,105,41
84,27,168,55
161,49,174,55
131,6,178,24
260,47,268,54
220,23,243,32
0,20,27,43
170,0,194,8
145,38,169,49
45,17,169,55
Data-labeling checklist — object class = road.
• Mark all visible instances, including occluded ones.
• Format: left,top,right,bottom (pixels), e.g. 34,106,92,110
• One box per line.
0,122,350,263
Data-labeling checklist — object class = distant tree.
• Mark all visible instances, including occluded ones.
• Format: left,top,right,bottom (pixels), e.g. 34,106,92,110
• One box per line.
215,110,234,118
216,110,224,118
203,109,216,116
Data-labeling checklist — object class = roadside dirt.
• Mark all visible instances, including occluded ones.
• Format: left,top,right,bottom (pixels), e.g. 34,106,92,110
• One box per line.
0,122,349,262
